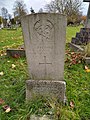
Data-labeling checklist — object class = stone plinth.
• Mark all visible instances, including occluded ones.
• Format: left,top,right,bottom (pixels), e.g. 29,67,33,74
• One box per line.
26,80,66,102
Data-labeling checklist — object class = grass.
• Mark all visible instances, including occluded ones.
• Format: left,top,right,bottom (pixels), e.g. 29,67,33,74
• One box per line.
66,25,82,42
0,28,23,54
0,26,90,120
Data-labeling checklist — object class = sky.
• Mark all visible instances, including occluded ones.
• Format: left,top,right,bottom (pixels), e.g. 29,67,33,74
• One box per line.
0,0,89,16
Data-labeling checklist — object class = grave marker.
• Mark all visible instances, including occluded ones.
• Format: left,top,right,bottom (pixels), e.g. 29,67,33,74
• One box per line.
83,0,90,28
21,13,67,102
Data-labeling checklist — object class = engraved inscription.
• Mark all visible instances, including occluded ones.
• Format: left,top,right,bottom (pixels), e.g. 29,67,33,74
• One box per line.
39,56,52,76
33,86,63,95
34,20,54,42
32,83,64,99
33,20,55,55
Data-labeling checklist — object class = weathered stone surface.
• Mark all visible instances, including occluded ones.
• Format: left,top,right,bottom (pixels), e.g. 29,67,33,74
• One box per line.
21,13,67,102
26,80,66,102
30,115,53,120
84,2,90,28
21,13,67,80
7,49,26,57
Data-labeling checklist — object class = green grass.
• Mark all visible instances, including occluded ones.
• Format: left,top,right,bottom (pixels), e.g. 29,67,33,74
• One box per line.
0,28,23,53
0,26,90,120
66,25,82,42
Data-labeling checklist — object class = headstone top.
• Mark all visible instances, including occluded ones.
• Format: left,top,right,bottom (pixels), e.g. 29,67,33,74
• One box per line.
83,0,90,2
22,12,66,16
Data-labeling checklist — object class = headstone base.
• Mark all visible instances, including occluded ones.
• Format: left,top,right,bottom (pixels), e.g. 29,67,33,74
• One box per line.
26,80,66,102
30,115,53,120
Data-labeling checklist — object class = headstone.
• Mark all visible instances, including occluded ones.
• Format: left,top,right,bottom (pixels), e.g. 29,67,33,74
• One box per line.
71,28,90,45
21,13,67,102
83,0,90,28
0,23,4,29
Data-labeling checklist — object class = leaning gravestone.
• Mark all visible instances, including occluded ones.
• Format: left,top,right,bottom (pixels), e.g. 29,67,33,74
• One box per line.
21,13,67,102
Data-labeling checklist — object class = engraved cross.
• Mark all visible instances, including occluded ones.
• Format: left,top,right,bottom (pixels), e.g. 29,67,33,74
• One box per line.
39,56,52,76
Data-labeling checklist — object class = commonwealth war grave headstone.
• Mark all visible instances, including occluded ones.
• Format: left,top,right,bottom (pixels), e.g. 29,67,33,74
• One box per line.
21,13,67,102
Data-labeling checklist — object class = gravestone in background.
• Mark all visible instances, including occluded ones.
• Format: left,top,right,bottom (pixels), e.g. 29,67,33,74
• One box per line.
83,0,90,28
71,1,90,45
21,13,67,102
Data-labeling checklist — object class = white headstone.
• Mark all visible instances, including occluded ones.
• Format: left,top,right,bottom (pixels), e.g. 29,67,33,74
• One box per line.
21,13,67,101
22,13,66,80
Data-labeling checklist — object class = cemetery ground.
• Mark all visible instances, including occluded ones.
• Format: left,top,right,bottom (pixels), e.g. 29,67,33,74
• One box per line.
0,27,90,120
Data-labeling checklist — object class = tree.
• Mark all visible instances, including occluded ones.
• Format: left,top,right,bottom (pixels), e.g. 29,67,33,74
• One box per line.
13,0,28,22
45,0,57,13
0,16,3,24
45,0,82,24
38,8,43,13
64,0,82,24
8,14,12,20
1,7,8,26
30,7,35,13
1,7,8,19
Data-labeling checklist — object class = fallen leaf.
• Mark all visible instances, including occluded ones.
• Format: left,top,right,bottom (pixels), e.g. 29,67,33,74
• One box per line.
71,52,75,55
3,105,11,113
13,54,20,58
78,60,81,63
12,64,16,68
0,98,5,105
4,53,7,56
86,69,90,72
70,101,74,109
5,107,11,113
0,72,4,76
1,54,3,56
85,66,88,70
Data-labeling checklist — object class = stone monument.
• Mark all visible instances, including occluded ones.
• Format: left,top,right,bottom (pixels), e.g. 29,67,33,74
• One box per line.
71,0,90,45
83,0,90,28
21,13,67,102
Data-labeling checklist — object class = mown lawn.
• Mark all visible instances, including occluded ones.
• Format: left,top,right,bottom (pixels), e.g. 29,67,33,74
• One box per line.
66,25,82,42
0,28,23,53
0,27,90,120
